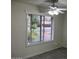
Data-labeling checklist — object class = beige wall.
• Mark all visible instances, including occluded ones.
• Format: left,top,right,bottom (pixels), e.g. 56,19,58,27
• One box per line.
62,12,67,47
11,1,66,58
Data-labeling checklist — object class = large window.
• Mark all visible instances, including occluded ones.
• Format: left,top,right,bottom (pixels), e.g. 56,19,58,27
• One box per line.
26,14,54,46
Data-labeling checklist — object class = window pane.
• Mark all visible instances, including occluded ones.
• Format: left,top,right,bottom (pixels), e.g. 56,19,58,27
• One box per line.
31,15,40,42
44,16,52,42
44,27,51,41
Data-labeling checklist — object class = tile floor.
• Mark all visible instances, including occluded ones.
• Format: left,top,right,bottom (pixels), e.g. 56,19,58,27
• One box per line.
27,47,67,59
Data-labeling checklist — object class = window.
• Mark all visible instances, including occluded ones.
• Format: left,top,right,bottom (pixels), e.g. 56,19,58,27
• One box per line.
26,14,54,46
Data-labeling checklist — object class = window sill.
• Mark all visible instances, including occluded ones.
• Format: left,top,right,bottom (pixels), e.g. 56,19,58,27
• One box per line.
25,40,54,47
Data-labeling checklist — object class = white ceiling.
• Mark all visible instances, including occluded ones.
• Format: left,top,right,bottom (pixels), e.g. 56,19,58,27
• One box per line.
13,0,67,8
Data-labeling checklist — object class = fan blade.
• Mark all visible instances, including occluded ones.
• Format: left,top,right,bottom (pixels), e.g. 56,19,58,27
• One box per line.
57,10,64,14
49,6,67,11
57,8,67,11
49,6,57,9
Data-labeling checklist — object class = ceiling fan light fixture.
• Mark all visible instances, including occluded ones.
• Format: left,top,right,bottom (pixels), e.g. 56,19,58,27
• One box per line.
48,11,54,15
53,11,59,15
48,10,59,15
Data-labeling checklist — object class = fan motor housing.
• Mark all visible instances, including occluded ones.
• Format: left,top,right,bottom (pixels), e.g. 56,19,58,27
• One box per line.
46,0,58,3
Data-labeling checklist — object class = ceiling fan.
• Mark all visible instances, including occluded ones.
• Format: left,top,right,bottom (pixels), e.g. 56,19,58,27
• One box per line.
45,0,67,15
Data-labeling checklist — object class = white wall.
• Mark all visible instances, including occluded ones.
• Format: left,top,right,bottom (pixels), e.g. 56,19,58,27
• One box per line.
11,1,65,58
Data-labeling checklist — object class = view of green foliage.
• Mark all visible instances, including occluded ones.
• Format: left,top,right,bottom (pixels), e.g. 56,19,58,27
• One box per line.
31,16,38,40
